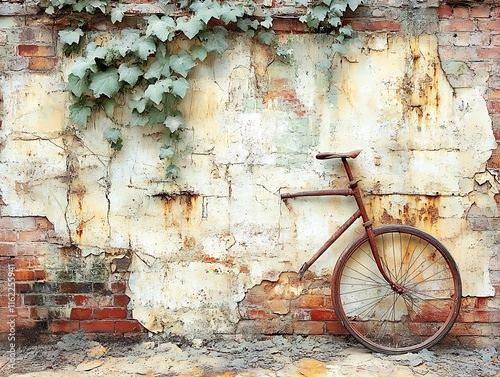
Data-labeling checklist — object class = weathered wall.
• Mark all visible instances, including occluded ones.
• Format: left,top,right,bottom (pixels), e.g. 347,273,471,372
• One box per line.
1,0,499,346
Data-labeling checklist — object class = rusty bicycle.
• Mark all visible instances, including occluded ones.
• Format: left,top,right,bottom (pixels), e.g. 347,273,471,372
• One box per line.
281,149,462,354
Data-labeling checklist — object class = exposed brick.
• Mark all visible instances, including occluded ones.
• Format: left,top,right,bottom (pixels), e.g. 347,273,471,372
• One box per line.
94,307,128,319
60,282,92,293
28,57,58,71
0,230,17,242
0,217,35,230
23,294,44,306
80,320,116,332
110,281,127,293
348,19,401,32
34,217,54,230
325,321,349,335
471,5,492,18
438,4,453,19
294,321,325,335
70,308,93,320
15,269,35,281
49,320,80,333
17,45,55,57
478,20,500,32
310,309,338,321
74,294,93,306
113,294,130,307
19,229,47,242
478,47,500,59
293,295,325,309
452,6,470,19
0,243,17,256
115,320,142,333
440,19,475,32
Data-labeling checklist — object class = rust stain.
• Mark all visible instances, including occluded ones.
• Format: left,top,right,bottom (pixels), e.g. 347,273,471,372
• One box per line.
159,191,200,226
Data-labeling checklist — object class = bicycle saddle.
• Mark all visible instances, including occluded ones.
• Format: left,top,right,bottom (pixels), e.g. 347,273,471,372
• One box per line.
316,149,361,160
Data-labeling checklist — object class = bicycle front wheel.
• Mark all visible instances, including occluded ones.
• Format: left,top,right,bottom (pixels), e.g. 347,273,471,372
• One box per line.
332,225,461,354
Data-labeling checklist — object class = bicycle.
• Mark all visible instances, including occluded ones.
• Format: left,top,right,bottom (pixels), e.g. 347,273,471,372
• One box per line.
281,149,462,355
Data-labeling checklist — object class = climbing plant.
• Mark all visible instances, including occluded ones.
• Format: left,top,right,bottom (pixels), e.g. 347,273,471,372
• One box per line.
38,0,362,178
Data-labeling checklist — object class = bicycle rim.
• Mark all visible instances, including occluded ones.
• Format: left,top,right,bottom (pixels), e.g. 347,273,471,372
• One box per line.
332,225,461,354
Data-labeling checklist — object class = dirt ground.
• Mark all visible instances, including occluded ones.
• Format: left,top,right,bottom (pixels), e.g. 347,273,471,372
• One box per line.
1,333,499,377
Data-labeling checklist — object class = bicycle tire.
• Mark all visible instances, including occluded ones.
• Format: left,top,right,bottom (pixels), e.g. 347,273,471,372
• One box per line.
332,225,461,354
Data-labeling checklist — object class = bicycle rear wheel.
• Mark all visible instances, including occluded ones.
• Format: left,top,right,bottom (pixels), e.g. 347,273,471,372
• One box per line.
332,225,461,354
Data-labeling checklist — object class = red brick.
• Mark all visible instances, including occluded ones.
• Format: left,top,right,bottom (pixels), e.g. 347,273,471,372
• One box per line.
110,281,127,293
325,321,349,335
471,5,491,18
294,321,325,335
70,308,93,320
0,243,17,256
452,6,470,19
0,217,35,230
0,230,17,242
478,20,500,32
293,295,325,309
438,4,453,19
115,320,142,333
29,57,57,71
440,19,475,32
34,217,54,230
310,309,338,321
17,45,55,57
19,230,47,242
49,320,80,333
74,294,93,306
17,242,47,256
15,269,34,281
80,320,116,332
94,307,127,319
488,100,500,114
30,307,48,319
113,294,130,307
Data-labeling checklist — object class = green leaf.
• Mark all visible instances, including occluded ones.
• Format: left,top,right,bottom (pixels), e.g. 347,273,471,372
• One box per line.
220,2,244,23
345,0,362,11
144,54,171,80
129,97,147,113
133,36,157,60
68,73,89,97
176,16,205,40
166,164,180,179
102,98,116,118
118,63,143,86
59,28,84,46
86,42,107,62
130,109,149,127
202,26,228,54
190,45,208,62
339,25,353,36
332,42,347,55
148,106,167,126
145,79,172,105
258,30,278,46
118,28,141,57
191,0,222,24
312,5,328,21
261,16,273,29
170,51,196,78
237,18,259,32
71,57,97,78
110,3,126,23
89,68,120,98
295,0,308,6
103,127,121,144
171,77,189,98
164,114,184,133
159,145,175,160
45,5,55,15
69,103,92,126
146,15,176,42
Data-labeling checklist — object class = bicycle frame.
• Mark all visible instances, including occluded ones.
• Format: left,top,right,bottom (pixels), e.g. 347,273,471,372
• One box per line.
281,158,400,292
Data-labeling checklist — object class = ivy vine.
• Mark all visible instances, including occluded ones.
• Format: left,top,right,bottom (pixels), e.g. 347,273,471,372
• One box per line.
38,0,362,178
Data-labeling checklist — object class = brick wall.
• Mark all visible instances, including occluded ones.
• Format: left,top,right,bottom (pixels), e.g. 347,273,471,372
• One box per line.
0,217,143,339
0,0,499,344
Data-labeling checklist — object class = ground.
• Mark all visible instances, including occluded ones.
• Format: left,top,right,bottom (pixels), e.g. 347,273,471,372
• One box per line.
1,333,499,377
